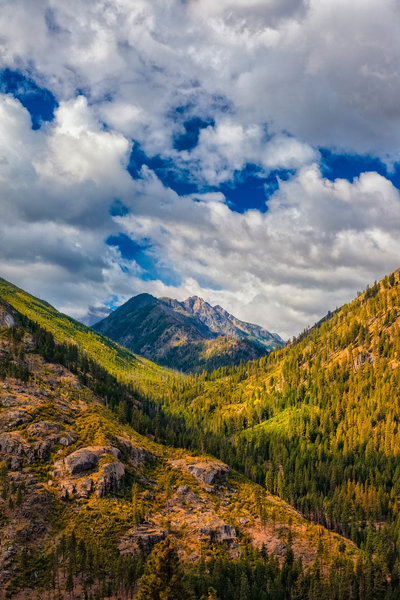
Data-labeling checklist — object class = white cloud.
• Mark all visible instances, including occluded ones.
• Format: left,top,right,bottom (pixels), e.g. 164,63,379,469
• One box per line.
2,0,400,158
115,165,400,337
38,96,131,184
1,1,400,338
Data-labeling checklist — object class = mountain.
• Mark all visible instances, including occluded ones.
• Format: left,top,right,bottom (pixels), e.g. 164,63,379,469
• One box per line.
165,295,284,347
0,280,361,599
93,293,283,372
150,269,400,575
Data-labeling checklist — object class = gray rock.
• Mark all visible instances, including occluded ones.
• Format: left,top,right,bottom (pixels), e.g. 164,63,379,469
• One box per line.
1,396,18,407
175,485,199,505
0,311,14,329
0,428,68,468
198,520,240,556
0,408,33,430
96,462,125,497
55,445,120,476
33,436,60,460
119,524,168,555
59,435,75,447
63,449,99,475
76,477,94,499
116,436,153,466
0,432,31,468
27,421,62,436
216,523,237,542
186,461,230,485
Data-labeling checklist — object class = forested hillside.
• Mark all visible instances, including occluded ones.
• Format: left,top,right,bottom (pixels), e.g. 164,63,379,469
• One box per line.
0,290,371,600
4,272,400,596
146,269,400,583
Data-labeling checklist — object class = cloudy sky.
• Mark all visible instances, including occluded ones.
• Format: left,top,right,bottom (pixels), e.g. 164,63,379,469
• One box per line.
1,0,400,338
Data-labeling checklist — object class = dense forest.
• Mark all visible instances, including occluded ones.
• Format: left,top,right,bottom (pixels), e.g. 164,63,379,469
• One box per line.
142,271,400,581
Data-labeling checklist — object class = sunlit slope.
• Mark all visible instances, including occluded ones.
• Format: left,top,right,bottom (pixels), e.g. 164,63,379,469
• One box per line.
187,268,400,443
0,277,177,398
0,292,363,599
157,269,400,549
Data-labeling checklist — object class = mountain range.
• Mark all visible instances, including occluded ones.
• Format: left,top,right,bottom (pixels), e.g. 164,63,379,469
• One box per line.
93,293,284,372
0,272,398,598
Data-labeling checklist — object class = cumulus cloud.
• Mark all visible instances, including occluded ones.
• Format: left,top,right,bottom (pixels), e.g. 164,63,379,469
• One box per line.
2,0,400,157
178,122,317,185
1,1,400,337
114,164,400,337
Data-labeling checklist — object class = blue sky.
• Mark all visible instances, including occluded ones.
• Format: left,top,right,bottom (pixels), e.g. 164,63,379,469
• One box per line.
1,1,400,337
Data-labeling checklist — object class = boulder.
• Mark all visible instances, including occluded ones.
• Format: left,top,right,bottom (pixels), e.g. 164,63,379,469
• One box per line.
116,436,153,466
170,458,230,485
32,435,61,460
76,477,94,499
54,445,120,476
174,485,199,505
1,396,18,407
27,421,62,436
198,520,240,557
59,433,76,447
215,523,237,542
63,448,99,475
0,408,33,430
200,522,236,543
96,462,125,497
53,446,125,499
0,310,14,329
0,432,31,469
186,461,230,485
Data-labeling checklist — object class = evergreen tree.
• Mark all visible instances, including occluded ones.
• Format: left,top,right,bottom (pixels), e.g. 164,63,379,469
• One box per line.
135,537,189,600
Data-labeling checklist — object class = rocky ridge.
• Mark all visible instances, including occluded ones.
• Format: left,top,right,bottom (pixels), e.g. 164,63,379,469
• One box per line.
93,293,283,372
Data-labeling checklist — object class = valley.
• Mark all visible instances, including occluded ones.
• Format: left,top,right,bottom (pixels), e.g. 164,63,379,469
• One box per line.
0,273,399,598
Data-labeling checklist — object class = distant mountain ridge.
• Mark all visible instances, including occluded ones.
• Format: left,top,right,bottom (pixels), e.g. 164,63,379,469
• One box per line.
93,293,283,372
166,295,284,347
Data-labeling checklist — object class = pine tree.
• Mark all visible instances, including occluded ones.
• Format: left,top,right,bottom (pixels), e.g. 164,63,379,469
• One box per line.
135,537,188,600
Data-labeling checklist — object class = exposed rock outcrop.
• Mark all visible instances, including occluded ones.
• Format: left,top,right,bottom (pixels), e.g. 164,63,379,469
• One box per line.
52,446,125,499
52,445,120,477
0,408,33,430
118,523,169,555
116,436,154,466
0,423,76,469
200,521,237,544
0,308,14,329
170,458,230,485
27,421,62,436
96,461,125,497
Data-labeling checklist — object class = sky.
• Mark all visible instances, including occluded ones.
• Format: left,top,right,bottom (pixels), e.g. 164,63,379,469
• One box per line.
1,0,400,338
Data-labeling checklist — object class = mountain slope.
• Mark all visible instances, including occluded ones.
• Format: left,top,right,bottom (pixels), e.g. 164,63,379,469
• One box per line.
178,295,284,348
0,290,361,599
93,293,283,372
152,269,400,571
0,278,177,401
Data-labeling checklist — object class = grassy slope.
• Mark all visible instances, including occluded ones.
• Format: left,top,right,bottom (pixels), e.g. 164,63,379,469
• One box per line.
0,277,177,399
147,268,400,560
